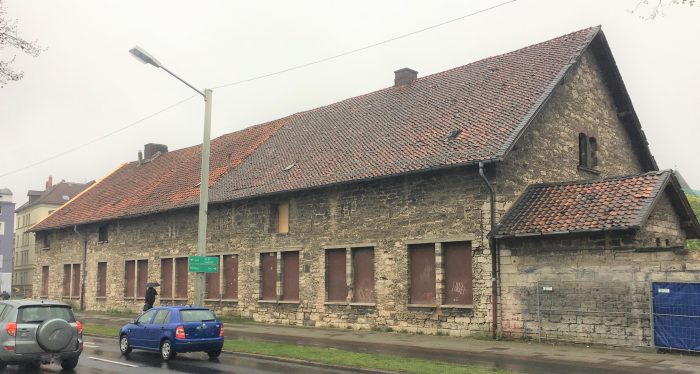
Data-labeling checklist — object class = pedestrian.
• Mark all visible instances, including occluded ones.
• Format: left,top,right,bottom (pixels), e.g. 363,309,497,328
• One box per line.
0,291,9,300
144,285,157,311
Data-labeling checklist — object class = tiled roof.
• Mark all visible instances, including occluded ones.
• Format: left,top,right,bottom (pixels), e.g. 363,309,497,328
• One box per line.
34,26,606,231
495,171,672,238
31,119,288,231
15,181,93,212
210,27,599,201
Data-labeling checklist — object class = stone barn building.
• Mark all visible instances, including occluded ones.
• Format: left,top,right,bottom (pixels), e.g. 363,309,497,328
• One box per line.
31,26,700,346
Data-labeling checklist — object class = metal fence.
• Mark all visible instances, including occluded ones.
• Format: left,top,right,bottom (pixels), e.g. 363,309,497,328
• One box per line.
651,281,700,352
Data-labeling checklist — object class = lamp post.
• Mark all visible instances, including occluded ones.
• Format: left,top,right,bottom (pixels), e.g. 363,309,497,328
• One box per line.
129,46,211,307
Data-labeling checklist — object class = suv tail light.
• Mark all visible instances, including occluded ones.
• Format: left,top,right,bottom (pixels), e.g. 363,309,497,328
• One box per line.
75,321,83,334
175,325,186,339
5,322,16,337
219,323,224,337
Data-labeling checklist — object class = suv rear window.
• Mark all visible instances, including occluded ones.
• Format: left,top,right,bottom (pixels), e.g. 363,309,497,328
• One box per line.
180,309,216,322
17,306,75,324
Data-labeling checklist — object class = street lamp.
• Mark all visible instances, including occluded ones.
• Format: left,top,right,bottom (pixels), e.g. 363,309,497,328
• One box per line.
130,46,211,307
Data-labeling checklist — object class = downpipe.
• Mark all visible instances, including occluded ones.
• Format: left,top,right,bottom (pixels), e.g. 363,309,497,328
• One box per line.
74,225,88,311
479,162,499,339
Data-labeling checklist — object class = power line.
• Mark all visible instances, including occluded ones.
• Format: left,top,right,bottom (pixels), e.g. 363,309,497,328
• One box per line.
0,95,198,179
211,0,517,90
0,0,517,179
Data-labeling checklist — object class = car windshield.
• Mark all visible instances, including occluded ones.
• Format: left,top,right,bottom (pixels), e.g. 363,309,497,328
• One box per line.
17,306,75,323
180,309,216,322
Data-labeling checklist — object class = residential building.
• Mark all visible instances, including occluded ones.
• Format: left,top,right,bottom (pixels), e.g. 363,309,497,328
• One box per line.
0,188,14,293
30,27,700,346
13,177,91,296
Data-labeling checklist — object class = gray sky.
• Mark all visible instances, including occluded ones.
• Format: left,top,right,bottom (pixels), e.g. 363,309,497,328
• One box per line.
1,0,698,208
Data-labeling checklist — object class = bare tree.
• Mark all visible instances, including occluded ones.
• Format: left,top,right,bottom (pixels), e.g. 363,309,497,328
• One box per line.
631,0,695,20
0,0,44,87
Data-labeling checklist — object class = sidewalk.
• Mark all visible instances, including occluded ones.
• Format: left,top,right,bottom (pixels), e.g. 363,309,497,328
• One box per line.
76,312,700,374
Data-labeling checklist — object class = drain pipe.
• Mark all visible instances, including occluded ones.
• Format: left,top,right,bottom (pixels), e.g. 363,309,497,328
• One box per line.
74,225,88,311
478,161,498,339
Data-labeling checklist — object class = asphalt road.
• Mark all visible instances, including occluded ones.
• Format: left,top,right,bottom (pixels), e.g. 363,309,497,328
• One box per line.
2,336,370,374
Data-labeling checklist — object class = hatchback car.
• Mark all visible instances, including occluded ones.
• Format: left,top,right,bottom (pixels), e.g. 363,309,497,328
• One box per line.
119,306,223,360
0,300,83,371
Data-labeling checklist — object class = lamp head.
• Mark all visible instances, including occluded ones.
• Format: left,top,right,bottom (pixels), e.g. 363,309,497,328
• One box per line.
129,46,162,68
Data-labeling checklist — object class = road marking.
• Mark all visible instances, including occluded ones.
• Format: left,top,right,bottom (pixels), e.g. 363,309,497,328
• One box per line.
83,342,100,348
88,357,139,367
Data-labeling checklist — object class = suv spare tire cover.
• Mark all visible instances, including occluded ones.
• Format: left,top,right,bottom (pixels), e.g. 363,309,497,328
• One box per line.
36,318,74,352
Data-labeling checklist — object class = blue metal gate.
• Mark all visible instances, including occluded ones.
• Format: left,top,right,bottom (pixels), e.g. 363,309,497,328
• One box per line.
652,282,700,351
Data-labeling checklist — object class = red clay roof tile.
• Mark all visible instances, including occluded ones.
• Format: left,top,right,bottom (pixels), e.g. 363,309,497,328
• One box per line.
495,171,672,237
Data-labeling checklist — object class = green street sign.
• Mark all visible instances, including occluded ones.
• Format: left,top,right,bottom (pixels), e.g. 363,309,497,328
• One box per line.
189,256,219,273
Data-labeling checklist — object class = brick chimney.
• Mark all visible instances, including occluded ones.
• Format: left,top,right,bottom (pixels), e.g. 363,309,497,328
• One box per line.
144,143,168,160
46,175,53,189
394,68,418,87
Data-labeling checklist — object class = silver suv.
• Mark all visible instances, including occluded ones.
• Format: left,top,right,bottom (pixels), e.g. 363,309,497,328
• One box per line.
0,300,83,371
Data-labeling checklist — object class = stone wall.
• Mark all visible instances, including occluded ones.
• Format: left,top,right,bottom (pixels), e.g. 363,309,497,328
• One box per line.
499,189,697,346
35,167,499,336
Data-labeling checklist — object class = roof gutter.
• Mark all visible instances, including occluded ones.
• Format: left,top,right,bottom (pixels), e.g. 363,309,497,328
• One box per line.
74,225,87,311
478,161,499,340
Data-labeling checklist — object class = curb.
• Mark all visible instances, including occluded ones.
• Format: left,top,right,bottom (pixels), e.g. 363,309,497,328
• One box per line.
83,333,392,374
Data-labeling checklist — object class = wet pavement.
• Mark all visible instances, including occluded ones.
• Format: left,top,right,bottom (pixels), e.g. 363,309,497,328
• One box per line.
77,312,700,373
2,335,368,374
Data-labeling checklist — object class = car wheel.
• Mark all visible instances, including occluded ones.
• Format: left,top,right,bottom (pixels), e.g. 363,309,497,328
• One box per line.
207,349,222,358
61,356,79,370
160,339,173,361
119,334,132,354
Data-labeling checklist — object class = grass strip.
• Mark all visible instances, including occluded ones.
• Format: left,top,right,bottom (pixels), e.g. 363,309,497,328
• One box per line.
83,324,509,374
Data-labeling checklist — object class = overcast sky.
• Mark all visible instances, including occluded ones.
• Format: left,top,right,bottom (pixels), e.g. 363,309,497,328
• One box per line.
1,0,698,208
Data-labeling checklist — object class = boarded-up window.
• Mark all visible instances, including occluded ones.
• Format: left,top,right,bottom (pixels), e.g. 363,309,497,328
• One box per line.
223,254,238,300
260,252,276,300
352,247,375,303
578,133,588,167
281,251,299,301
96,262,107,297
41,266,49,297
278,202,289,233
206,269,220,300
443,241,473,305
270,202,289,233
63,264,70,297
326,249,347,302
408,243,436,304
71,264,81,298
161,258,173,299
175,257,188,299
124,260,135,298
136,260,148,298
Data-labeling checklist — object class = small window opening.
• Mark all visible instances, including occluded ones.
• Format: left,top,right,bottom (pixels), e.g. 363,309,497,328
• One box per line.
655,238,661,247
42,233,50,249
98,225,108,243
578,133,598,170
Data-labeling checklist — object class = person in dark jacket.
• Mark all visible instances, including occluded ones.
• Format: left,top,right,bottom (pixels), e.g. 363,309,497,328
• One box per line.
144,286,157,311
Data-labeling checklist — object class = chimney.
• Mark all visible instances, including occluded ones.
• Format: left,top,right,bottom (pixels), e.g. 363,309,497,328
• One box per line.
144,143,168,160
394,68,418,87
46,175,53,189
138,150,143,164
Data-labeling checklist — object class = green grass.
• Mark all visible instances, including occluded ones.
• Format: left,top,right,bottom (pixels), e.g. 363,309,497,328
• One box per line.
83,324,510,374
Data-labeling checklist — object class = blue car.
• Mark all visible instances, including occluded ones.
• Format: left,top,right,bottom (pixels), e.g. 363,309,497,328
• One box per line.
118,306,224,360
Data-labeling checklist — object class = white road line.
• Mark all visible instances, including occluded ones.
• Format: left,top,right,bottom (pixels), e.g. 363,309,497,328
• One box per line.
83,342,99,348
88,357,139,367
